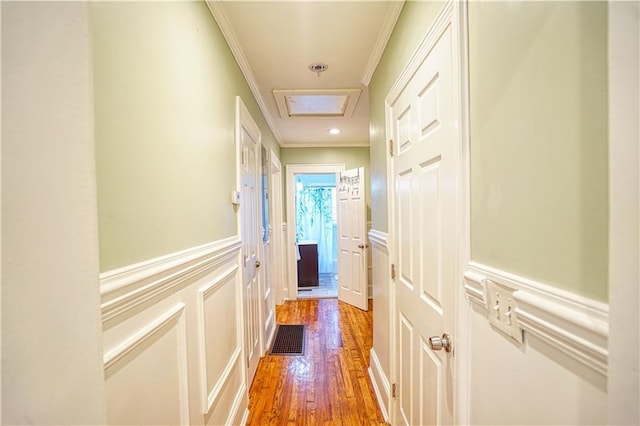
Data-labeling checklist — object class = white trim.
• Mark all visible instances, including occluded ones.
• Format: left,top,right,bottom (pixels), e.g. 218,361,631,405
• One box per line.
264,308,276,350
205,1,282,145
608,2,640,423
462,269,488,310
103,303,185,369
205,347,241,415
285,163,345,301
196,265,241,414
464,262,610,377
454,3,471,424
368,348,390,422
226,382,247,426
103,303,190,425
368,229,389,252
361,1,405,86
514,291,608,376
100,237,241,323
239,405,249,426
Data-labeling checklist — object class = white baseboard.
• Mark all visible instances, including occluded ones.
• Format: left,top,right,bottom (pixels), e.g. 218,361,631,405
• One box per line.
464,262,609,376
368,348,390,422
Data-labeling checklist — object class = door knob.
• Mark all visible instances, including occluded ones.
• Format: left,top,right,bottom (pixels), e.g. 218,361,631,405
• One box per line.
357,244,369,249
255,260,261,268
428,333,452,352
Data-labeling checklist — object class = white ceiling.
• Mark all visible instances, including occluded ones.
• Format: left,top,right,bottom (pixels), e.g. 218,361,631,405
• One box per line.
207,1,404,148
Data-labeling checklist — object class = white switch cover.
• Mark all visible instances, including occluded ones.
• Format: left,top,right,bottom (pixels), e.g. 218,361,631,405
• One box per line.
486,280,523,343
231,190,241,206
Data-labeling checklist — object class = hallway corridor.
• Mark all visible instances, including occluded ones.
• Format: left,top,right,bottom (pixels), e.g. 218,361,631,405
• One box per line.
247,299,385,425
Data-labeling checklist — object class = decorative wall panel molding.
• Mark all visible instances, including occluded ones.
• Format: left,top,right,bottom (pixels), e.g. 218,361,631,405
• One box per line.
368,229,391,422
464,262,609,376
196,265,241,414
103,303,190,425
227,382,248,426
100,236,241,323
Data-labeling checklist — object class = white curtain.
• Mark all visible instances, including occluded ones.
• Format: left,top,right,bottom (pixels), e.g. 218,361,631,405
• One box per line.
296,186,336,274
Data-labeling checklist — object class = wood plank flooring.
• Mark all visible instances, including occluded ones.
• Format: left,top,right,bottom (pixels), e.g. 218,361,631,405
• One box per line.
247,299,386,425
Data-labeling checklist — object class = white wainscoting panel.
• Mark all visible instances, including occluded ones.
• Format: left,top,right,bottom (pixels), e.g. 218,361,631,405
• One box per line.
464,262,609,377
197,265,241,414
104,304,190,425
368,229,391,421
369,348,390,422
101,237,247,426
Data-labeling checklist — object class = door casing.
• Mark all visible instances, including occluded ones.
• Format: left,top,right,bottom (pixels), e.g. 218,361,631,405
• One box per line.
285,163,345,301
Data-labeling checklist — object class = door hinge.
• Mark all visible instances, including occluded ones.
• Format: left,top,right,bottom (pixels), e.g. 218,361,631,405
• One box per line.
391,264,396,280
246,356,249,368
389,139,394,157
392,383,398,398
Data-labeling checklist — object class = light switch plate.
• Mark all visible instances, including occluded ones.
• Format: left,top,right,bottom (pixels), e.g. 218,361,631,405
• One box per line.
486,280,523,343
231,190,241,206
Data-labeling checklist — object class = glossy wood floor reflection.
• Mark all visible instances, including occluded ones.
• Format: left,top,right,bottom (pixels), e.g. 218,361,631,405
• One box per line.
247,299,387,425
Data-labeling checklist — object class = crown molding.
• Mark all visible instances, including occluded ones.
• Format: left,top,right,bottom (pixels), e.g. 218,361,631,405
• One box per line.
205,0,283,145
361,1,405,86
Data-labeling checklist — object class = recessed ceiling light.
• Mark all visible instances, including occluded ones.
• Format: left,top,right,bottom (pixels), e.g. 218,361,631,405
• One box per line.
328,128,341,135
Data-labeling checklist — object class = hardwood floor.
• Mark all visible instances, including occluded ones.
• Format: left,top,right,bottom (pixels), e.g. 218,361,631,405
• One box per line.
247,299,387,425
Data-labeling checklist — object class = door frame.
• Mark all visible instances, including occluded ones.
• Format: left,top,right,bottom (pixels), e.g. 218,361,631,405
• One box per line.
384,1,470,423
607,2,639,423
285,163,345,301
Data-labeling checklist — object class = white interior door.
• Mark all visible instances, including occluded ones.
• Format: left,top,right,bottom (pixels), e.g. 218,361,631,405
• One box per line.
260,147,276,350
389,20,458,425
238,98,261,385
337,167,368,311
268,151,285,305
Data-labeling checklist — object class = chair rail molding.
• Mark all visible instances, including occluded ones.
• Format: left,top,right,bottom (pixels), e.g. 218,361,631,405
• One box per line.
368,229,389,251
464,262,609,376
100,236,242,324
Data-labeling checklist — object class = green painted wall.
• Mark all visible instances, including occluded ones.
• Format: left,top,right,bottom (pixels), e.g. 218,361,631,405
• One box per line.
368,1,445,232
280,147,371,221
369,1,608,301
91,1,278,271
469,1,608,301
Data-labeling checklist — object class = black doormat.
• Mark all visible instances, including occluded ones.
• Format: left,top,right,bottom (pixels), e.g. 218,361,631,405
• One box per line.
270,324,305,355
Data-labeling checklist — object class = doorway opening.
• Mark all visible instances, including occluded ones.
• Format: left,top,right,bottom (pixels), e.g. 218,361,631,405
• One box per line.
294,173,338,299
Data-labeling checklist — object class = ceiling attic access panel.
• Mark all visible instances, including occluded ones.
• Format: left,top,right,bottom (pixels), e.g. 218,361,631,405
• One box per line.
273,89,362,118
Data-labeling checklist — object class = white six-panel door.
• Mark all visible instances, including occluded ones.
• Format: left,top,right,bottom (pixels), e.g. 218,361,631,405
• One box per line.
337,167,368,311
238,98,262,386
389,19,459,426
